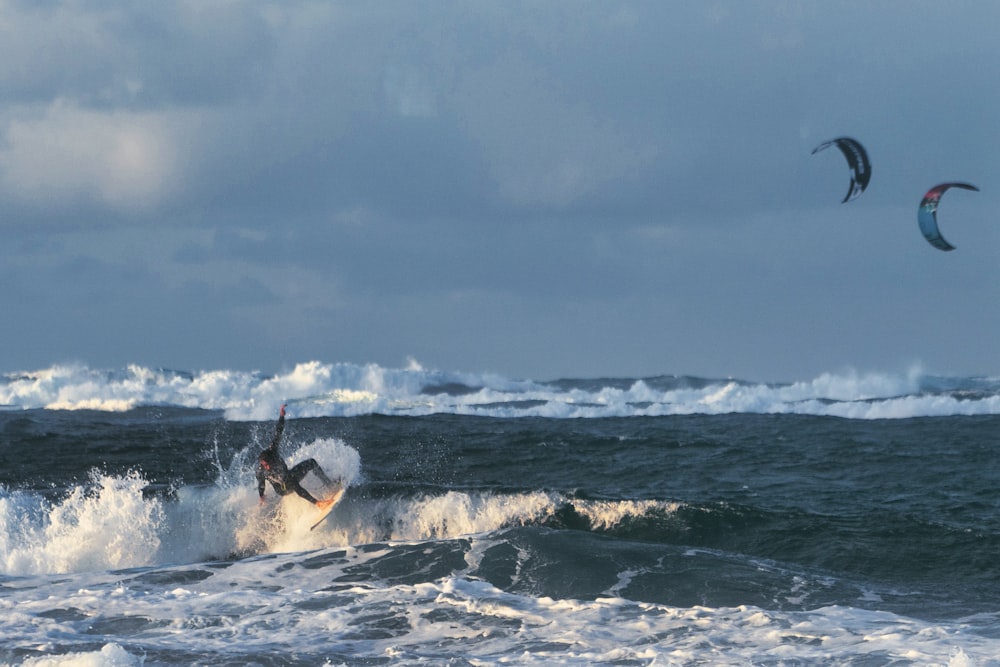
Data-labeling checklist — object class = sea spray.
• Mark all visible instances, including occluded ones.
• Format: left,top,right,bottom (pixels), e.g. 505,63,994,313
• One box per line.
0,470,161,575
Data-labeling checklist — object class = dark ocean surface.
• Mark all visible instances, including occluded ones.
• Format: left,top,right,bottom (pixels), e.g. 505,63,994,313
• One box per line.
1,363,999,665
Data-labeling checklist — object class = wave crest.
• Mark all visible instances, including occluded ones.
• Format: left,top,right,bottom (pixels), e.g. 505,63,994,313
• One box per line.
3,360,1000,420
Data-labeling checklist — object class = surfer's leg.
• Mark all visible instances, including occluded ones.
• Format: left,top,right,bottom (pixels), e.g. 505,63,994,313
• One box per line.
312,464,336,488
287,459,314,484
291,484,320,504
289,458,335,488
286,459,334,503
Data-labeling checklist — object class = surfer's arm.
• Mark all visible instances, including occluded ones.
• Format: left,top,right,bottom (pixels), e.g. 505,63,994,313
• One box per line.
269,404,287,448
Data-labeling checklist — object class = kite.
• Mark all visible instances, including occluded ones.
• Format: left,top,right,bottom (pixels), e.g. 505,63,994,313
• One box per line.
811,137,871,203
917,182,980,251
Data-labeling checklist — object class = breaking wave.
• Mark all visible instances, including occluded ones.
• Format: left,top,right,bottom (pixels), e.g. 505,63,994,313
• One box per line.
3,360,1000,420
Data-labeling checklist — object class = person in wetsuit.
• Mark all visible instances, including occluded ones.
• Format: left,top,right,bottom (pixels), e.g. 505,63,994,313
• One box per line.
257,404,337,506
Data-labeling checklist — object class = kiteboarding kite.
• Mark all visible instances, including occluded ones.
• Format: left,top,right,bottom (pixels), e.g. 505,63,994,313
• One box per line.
917,182,980,251
811,137,871,203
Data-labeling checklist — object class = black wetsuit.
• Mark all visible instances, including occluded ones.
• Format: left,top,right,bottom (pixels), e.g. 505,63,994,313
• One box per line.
256,410,333,505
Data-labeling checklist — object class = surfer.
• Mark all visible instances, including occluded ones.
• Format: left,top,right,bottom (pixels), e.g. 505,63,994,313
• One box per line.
257,404,338,507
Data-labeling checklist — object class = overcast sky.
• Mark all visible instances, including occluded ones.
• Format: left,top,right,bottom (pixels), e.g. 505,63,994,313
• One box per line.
1,1,998,382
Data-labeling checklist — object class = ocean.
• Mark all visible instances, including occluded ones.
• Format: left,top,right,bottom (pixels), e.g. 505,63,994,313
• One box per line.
1,361,999,666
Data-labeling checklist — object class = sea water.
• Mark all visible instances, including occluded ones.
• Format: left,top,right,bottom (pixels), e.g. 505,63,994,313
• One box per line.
1,361,999,665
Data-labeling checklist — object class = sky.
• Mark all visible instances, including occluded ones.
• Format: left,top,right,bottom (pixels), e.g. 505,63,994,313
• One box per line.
1,1,998,382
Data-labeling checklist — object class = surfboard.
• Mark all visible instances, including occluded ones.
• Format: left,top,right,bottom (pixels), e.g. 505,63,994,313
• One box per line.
308,485,346,531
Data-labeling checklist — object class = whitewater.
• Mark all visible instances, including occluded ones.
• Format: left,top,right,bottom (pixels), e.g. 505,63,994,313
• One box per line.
2,361,1000,665
3,360,1000,420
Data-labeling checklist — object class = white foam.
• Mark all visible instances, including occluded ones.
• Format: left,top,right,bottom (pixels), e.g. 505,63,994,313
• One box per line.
574,499,680,531
2,543,997,665
390,490,555,540
0,454,682,578
0,435,368,576
0,471,163,575
14,643,143,667
3,360,998,420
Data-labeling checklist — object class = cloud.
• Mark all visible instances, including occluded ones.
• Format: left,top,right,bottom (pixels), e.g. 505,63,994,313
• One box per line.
0,1,998,380
0,99,201,216
451,51,659,210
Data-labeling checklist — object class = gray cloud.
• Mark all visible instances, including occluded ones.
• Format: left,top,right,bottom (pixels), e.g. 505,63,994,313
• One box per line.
2,1,999,380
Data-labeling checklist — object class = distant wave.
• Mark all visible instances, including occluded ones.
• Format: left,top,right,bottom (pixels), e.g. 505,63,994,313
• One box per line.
3,360,1000,420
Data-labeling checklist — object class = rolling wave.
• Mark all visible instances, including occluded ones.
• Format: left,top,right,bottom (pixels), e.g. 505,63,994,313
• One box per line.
3,360,1000,419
